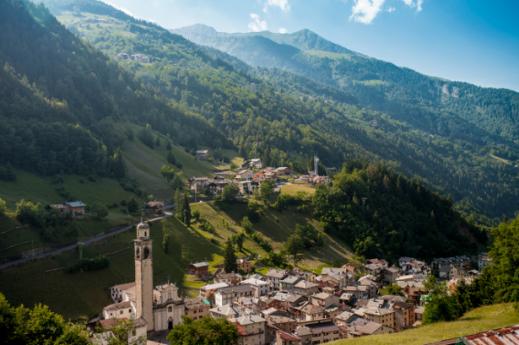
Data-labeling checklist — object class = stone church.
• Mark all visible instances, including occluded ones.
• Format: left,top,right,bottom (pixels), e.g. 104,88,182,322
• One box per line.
100,221,185,339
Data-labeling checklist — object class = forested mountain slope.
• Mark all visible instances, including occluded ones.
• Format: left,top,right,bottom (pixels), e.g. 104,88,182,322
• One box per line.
37,0,519,219
0,0,228,177
176,25,519,143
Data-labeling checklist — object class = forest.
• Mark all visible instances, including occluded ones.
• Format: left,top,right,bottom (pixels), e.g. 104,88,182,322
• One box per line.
313,162,487,261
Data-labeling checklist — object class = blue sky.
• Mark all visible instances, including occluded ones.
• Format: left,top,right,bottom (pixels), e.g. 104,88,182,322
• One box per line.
104,0,519,91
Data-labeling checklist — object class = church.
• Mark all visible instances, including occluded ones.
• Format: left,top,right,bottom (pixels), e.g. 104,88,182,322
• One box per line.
99,221,185,342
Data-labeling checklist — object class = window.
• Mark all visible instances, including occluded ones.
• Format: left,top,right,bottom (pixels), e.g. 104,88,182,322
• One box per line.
168,306,173,312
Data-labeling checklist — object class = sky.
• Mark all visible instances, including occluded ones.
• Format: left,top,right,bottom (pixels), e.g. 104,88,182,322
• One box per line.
104,0,519,91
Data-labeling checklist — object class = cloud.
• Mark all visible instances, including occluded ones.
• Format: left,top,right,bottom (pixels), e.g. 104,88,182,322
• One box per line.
402,0,423,12
248,13,268,32
350,0,386,24
387,6,396,13
278,27,288,34
263,0,290,13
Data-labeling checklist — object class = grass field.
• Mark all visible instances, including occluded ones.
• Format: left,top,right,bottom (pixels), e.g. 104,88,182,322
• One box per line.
0,216,221,319
193,201,353,272
329,303,519,345
280,183,316,196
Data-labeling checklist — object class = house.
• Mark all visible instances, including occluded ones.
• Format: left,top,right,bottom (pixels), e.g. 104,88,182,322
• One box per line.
209,304,241,319
275,329,302,345
355,299,396,330
184,297,210,321
214,285,254,307
280,276,301,292
102,301,134,320
241,278,270,297
334,311,356,326
426,325,519,345
392,300,416,330
243,158,262,170
274,167,291,176
294,280,320,297
145,200,164,215
358,276,379,298
311,292,340,309
346,316,391,337
51,201,87,218
234,314,266,345
238,180,259,195
235,169,254,181
299,304,326,321
199,282,229,304
343,286,370,302
265,313,297,343
383,266,400,284
93,318,147,345
188,262,210,279
270,292,306,312
196,149,209,160
110,282,135,303
431,256,471,280
266,269,288,289
214,272,243,286
295,320,342,344
398,257,428,275
237,258,254,273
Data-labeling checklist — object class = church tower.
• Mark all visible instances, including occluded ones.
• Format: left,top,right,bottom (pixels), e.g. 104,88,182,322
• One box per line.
134,221,154,331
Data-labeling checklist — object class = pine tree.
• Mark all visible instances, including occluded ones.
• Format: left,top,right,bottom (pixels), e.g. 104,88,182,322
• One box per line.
174,189,183,220
182,193,191,226
224,240,237,273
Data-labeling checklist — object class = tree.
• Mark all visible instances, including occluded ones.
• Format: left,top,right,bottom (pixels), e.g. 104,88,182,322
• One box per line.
162,227,170,253
0,197,6,216
240,216,253,233
259,179,278,206
89,203,108,220
380,284,404,296
182,193,191,226
15,199,44,227
487,215,519,303
174,189,183,219
224,239,238,273
232,232,245,252
285,233,304,263
0,293,90,345
127,198,139,214
160,165,183,190
221,184,239,203
423,280,463,324
167,317,238,345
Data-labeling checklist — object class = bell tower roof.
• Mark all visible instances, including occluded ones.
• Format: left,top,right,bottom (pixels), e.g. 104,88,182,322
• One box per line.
136,221,150,240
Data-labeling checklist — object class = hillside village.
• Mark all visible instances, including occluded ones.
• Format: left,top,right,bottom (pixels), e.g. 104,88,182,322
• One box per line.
92,218,490,345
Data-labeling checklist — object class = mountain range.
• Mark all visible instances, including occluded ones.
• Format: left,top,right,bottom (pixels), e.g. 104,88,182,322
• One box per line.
2,0,518,219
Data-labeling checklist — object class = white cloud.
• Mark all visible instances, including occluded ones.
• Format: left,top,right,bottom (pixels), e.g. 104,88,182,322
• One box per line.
350,0,386,24
278,27,288,33
248,13,268,32
263,0,290,13
387,6,396,13
402,0,424,12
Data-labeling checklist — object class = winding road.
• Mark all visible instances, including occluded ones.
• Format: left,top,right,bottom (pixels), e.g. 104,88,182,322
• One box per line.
0,212,172,271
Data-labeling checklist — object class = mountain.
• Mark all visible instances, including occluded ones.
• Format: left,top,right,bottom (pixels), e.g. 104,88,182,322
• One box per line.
31,0,519,219
0,0,228,178
176,25,519,143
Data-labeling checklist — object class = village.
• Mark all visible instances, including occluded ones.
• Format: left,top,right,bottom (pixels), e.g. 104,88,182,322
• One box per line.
188,153,330,200
92,219,490,345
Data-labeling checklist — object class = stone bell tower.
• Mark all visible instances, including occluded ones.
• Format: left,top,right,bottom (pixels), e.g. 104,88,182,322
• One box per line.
134,221,154,331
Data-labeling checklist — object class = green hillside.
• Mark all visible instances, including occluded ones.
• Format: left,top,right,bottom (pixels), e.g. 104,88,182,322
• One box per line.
329,303,519,345
174,24,519,218
0,199,351,319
